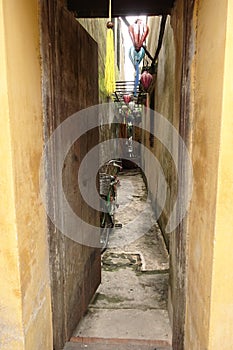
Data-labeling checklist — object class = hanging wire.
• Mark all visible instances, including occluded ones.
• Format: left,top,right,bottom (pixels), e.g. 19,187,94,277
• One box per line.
109,0,111,21
152,15,167,64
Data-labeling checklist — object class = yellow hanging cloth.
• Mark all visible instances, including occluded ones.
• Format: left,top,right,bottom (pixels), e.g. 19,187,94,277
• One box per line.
105,27,115,96
104,0,115,97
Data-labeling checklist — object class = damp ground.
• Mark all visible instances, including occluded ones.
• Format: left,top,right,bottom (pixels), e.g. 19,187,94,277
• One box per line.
65,169,172,350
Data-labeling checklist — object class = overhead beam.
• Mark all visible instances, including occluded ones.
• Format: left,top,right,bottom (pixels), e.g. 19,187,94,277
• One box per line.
67,0,174,18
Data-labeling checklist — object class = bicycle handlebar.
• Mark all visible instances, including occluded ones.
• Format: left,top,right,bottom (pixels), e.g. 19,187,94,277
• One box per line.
106,159,122,165
104,159,122,170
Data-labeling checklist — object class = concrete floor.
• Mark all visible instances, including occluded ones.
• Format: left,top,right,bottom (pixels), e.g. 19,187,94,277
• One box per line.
65,170,172,349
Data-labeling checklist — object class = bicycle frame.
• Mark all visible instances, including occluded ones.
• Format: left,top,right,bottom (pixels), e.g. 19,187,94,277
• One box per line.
99,160,122,252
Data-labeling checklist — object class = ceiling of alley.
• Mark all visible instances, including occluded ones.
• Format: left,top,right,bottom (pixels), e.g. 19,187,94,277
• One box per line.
67,0,175,17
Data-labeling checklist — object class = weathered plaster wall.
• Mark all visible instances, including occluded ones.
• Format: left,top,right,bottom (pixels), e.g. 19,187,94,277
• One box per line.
78,18,107,101
77,18,125,166
0,0,53,349
168,2,194,347
143,8,186,345
78,18,125,102
41,2,101,349
145,15,177,248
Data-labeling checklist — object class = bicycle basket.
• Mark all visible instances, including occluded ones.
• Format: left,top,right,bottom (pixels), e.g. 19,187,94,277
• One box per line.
99,173,112,196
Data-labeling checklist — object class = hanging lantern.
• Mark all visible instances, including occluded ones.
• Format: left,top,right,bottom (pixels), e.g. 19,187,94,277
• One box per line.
123,94,131,104
129,46,145,68
140,70,153,91
129,19,149,52
129,46,145,96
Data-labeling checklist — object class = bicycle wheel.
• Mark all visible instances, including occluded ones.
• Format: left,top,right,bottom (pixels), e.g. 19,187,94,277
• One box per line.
108,187,116,222
100,213,111,253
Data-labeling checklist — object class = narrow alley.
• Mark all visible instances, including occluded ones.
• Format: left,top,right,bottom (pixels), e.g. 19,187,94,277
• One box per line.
1,1,233,350
64,169,172,349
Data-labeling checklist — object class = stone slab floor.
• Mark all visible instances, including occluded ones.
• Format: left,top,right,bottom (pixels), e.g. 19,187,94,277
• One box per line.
64,170,172,350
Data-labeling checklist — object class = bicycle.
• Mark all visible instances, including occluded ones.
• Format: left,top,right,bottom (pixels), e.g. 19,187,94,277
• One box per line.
99,160,122,252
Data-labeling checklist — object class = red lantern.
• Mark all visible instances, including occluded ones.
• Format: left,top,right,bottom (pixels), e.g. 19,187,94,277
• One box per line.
140,71,153,91
129,19,149,52
123,94,131,104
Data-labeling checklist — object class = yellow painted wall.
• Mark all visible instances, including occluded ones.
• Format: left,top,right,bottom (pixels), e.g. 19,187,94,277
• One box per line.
0,2,24,348
0,0,53,349
142,0,233,348
209,0,233,347
185,0,233,348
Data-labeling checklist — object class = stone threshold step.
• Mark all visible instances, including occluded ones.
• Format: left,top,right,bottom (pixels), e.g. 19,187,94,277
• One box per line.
64,336,172,350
